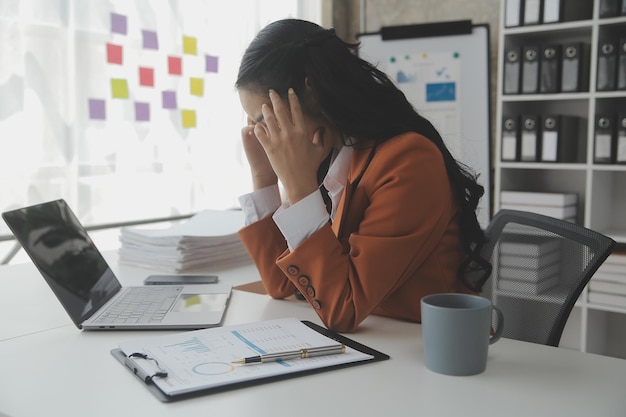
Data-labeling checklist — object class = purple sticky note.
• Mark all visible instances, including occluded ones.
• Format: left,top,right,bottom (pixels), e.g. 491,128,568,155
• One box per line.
88,98,106,120
135,102,150,121
110,13,127,35
205,54,219,73
162,91,177,109
142,30,158,50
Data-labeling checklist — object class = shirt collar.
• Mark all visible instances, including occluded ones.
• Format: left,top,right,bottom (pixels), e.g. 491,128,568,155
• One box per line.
324,145,353,199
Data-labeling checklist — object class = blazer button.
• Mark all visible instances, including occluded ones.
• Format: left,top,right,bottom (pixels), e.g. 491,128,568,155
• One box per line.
306,286,316,298
286,265,299,276
311,299,322,310
298,275,310,286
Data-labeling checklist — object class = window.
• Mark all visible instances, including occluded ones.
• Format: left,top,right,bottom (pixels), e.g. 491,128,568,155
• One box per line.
0,0,321,242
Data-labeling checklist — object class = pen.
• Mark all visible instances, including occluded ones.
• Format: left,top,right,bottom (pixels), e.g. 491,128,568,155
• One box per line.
232,343,346,364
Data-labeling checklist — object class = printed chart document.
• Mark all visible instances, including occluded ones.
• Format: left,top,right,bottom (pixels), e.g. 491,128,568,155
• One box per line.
112,317,388,401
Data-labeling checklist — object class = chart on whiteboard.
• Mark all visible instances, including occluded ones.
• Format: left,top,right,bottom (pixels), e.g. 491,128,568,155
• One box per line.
386,51,464,160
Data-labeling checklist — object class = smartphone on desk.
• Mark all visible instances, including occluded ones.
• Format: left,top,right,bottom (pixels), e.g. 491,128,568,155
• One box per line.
144,274,219,285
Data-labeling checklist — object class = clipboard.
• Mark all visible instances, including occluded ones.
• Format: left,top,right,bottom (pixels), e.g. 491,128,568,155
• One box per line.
111,319,389,402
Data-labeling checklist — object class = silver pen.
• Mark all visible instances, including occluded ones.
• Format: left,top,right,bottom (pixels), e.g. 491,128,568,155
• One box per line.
232,343,346,364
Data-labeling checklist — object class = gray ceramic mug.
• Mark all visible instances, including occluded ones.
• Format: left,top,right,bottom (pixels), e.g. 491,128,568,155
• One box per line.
420,293,504,376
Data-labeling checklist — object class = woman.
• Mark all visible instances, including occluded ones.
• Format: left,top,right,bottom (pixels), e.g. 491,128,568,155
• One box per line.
235,19,490,332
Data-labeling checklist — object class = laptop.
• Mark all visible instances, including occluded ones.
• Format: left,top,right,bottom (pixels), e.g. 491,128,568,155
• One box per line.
2,199,232,330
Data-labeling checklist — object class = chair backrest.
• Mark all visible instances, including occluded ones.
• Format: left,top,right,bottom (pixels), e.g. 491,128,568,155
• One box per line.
470,209,615,347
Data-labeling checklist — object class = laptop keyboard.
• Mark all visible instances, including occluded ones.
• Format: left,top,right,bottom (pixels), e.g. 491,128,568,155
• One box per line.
95,286,182,324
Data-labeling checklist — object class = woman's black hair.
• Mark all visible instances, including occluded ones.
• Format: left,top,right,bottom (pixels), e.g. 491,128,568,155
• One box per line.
236,19,491,290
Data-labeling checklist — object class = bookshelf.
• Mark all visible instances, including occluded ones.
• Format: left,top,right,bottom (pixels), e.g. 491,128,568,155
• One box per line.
495,0,626,359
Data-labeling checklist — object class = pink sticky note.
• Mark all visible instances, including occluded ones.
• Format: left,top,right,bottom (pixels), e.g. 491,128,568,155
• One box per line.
139,67,154,87
168,56,182,75
107,43,123,65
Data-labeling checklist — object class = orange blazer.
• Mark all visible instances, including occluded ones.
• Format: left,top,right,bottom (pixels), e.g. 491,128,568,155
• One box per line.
238,132,473,332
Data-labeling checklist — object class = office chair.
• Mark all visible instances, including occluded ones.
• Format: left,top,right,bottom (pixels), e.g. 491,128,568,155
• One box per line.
469,209,615,347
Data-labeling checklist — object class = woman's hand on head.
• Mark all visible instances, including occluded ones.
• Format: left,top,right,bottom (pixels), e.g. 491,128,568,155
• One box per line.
253,88,327,205
241,118,278,190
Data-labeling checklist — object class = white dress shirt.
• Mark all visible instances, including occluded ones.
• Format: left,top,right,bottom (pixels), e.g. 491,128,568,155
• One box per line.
238,146,353,252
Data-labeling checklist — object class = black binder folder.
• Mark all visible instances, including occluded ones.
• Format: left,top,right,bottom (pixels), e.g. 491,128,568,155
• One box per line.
504,47,522,94
618,114,626,163
502,115,520,161
544,0,592,22
597,39,618,91
600,0,620,17
618,38,626,90
505,0,523,27
540,115,578,162
540,44,562,93
523,0,543,25
594,114,616,164
561,43,585,92
542,0,562,23
521,115,540,161
521,45,540,94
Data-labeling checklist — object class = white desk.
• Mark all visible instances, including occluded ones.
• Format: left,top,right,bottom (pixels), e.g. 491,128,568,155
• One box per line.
1,254,626,417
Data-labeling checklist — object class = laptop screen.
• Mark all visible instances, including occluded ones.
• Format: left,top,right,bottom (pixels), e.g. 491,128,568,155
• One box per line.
2,199,122,325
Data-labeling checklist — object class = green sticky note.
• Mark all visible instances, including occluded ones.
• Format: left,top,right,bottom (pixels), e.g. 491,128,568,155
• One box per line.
190,77,204,96
183,36,197,55
111,78,129,99
181,109,196,128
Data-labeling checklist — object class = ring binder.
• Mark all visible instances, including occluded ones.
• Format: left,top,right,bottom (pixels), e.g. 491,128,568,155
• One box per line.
540,115,578,162
597,39,618,91
561,43,585,92
542,0,562,23
594,114,617,164
520,114,540,162
540,44,562,94
504,47,522,94
504,0,523,27
502,115,520,161
521,45,540,94
523,0,543,25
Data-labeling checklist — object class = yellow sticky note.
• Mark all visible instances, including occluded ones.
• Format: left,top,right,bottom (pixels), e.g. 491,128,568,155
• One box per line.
111,78,129,99
190,77,204,96
183,36,197,55
181,109,196,128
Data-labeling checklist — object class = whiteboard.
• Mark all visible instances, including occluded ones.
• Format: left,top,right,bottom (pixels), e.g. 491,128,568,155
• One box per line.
358,23,492,228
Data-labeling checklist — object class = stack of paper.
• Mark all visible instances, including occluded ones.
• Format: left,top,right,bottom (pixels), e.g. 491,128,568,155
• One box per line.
118,209,249,272
496,234,562,294
588,253,626,308
500,191,578,222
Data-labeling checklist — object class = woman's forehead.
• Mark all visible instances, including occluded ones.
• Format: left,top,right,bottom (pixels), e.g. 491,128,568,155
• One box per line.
238,89,269,122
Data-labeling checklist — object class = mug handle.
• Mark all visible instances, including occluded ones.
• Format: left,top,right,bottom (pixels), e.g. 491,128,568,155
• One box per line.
489,305,504,345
